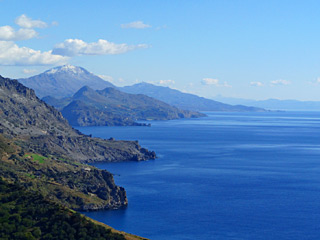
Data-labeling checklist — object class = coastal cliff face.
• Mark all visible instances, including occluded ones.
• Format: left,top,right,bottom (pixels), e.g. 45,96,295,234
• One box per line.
0,134,127,211
0,75,156,163
0,74,156,212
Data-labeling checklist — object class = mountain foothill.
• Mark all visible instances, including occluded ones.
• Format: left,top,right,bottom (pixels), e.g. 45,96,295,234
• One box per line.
19,65,264,127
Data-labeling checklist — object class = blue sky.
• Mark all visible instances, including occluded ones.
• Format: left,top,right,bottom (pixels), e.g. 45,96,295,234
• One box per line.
1,0,320,100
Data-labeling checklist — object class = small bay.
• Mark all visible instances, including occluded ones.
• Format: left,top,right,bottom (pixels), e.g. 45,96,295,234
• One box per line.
77,112,320,240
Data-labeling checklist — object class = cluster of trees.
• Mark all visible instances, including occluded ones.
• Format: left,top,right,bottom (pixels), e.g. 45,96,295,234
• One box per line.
0,179,126,240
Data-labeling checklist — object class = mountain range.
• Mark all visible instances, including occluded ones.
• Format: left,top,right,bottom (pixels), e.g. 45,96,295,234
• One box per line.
43,85,204,126
0,74,156,215
213,96,320,111
120,82,265,112
19,65,265,121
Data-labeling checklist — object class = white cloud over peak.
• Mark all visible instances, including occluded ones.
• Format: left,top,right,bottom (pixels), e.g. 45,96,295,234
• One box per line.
158,79,175,85
121,21,151,29
270,79,291,86
250,81,264,87
0,26,38,41
201,78,232,87
52,39,148,57
202,78,219,85
98,74,114,82
0,41,68,65
15,14,48,29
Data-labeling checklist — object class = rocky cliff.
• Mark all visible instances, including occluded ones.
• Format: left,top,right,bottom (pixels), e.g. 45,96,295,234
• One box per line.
0,75,156,162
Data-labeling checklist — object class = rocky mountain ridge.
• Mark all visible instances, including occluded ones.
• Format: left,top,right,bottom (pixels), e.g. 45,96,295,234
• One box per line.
44,85,205,127
0,75,156,162
121,82,266,112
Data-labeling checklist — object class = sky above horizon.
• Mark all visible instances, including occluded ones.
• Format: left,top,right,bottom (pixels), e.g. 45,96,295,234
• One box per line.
1,0,320,101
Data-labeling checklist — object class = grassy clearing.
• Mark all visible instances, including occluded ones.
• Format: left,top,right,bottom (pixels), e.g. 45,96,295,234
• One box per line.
25,153,47,163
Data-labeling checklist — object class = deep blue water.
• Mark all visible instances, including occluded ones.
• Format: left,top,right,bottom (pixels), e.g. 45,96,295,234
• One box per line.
77,112,320,240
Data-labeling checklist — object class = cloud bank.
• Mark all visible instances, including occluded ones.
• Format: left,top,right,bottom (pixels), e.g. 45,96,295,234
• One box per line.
0,15,148,66
0,41,68,65
52,39,148,57
0,26,37,41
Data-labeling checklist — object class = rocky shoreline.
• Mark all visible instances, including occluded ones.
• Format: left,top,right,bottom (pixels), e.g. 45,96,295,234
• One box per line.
0,75,156,212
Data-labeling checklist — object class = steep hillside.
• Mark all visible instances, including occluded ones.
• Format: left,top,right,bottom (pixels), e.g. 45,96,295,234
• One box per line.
45,86,205,127
19,65,115,98
121,82,265,112
0,75,156,162
0,134,127,211
0,179,129,240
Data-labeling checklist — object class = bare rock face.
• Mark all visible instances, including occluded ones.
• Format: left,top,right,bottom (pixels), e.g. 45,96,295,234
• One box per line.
0,75,156,163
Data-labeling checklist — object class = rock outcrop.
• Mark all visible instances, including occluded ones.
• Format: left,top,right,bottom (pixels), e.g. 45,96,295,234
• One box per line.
0,75,156,162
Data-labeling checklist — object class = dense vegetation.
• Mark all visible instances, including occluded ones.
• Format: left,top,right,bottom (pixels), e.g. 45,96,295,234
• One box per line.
0,134,127,211
0,179,126,240
0,75,150,239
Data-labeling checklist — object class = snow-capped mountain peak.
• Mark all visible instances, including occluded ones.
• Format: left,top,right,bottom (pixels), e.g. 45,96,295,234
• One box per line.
45,65,86,75
19,65,116,98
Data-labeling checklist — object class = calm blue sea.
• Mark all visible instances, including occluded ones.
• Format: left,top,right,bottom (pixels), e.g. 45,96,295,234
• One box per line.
77,112,320,240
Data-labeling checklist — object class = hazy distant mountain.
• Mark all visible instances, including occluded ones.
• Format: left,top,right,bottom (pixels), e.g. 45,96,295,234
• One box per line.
44,86,205,126
19,65,115,98
120,82,265,112
213,96,320,111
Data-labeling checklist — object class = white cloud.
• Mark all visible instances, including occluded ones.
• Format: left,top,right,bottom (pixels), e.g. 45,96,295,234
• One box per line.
308,78,320,85
98,74,114,82
0,26,38,41
202,78,219,85
15,14,48,29
0,41,68,65
201,78,232,87
250,81,264,87
158,79,175,85
52,39,148,57
22,68,37,74
121,21,151,29
270,79,291,86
